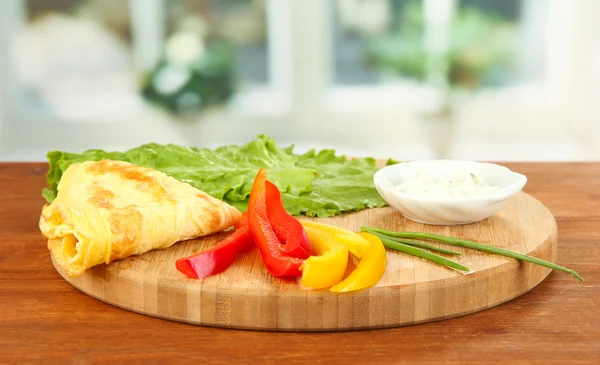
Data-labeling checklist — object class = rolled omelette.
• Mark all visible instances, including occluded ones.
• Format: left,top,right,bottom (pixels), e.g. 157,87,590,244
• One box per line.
39,159,241,277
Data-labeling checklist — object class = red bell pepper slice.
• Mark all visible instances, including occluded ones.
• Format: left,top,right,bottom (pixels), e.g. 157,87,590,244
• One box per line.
247,168,304,277
264,180,312,258
175,226,253,279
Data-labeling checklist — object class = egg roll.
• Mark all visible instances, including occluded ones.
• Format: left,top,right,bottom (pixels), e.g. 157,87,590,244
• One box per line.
39,159,241,277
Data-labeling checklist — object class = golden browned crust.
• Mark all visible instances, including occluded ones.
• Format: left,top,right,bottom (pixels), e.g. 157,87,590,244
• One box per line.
108,208,141,261
195,192,222,232
87,160,168,198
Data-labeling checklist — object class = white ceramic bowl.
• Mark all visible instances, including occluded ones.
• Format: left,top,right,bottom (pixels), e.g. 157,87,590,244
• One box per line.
374,160,527,225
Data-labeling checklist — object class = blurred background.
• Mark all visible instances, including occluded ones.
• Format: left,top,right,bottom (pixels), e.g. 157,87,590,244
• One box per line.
0,0,599,161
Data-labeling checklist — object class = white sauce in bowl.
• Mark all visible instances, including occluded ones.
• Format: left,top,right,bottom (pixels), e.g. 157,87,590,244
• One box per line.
396,168,500,199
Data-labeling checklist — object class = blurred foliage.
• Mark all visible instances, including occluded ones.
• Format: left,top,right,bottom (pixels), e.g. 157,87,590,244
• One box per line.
366,1,517,89
141,36,236,116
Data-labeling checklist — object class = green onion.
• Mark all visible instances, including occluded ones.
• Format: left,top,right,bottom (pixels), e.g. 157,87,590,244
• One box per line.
379,236,461,256
362,227,584,282
369,232,471,272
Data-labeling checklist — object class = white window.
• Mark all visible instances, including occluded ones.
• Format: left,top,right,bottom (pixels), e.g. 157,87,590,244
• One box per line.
1,0,598,161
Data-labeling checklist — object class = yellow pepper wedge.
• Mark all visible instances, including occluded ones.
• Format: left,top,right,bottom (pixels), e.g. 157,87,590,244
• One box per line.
329,232,387,293
300,221,370,258
300,225,349,289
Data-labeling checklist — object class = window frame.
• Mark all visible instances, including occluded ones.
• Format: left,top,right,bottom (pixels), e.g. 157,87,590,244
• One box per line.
319,0,562,117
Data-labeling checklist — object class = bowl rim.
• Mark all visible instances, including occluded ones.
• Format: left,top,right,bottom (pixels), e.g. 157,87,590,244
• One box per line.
374,159,528,203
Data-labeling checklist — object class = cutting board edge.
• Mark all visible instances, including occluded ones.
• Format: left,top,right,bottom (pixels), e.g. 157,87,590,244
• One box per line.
52,257,555,331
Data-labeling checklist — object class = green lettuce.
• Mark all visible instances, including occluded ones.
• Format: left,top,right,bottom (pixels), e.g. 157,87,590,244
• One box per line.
42,135,397,217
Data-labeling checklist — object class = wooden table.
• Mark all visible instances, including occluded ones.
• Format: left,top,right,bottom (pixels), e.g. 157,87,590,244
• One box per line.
1,162,599,364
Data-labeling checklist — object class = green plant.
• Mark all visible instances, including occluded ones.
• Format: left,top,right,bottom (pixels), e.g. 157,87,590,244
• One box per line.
141,34,237,116
366,1,517,90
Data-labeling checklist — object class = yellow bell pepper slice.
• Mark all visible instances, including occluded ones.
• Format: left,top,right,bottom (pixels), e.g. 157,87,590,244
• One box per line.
300,225,349,289
329,232,387,293
300,221,370,258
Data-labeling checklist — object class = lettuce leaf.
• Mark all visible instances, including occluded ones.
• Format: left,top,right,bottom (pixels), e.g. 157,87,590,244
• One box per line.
42,135,397,217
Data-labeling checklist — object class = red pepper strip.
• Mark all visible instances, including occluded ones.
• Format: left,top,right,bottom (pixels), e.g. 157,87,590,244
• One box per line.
247,168,304,277
234,212,248,229
175,226,253,279
233,213,255,253
264,180,312,258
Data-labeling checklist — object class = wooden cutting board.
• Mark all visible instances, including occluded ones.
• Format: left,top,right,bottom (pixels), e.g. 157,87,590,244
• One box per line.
52,191,557,331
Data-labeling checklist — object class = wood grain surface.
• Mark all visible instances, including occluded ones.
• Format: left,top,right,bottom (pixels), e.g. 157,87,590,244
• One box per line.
52,192,557,331
1,162,599,363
